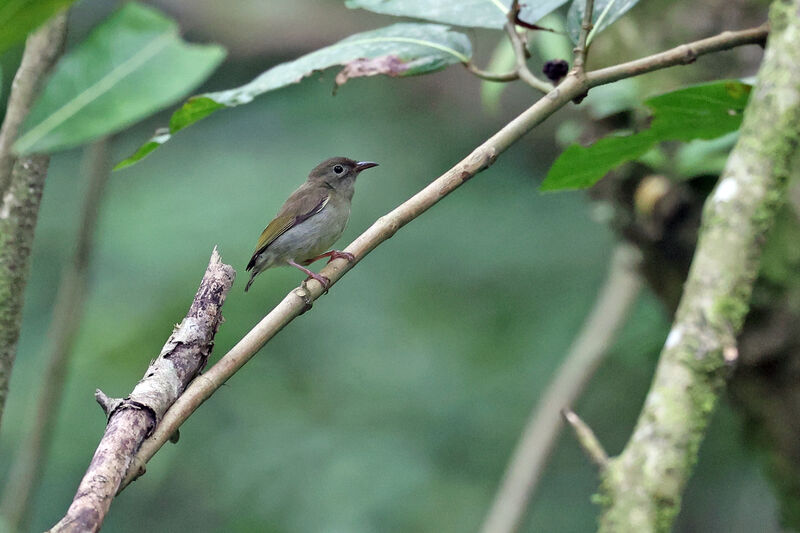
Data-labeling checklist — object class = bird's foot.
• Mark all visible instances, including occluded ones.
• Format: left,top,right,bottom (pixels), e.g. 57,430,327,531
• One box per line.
303,250,356,266
303,272,331,292
289,259,331,292
326,250,355,264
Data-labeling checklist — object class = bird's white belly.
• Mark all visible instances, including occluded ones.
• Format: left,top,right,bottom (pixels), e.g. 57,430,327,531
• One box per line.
260,205,349,267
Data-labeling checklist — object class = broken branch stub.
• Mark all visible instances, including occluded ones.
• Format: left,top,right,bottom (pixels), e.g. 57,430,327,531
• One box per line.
50,248,235,533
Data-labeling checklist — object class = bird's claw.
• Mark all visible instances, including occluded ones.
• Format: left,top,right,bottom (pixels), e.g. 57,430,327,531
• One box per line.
304,273,331,293
327,250,355,264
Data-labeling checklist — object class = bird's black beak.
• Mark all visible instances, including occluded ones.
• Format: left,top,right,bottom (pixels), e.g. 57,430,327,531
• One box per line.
355,161,379,172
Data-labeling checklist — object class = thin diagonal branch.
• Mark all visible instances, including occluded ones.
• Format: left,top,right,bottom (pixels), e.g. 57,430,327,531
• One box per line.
0,13,68,434
479,244,642,533
50,250,234,532
598,1,800,530
113,25,769,495
0,138,112,531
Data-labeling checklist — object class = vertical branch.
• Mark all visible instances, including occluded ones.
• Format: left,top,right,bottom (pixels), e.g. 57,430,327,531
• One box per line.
480,244,642,533
0,138,112,531
598,1,800,530
573,0,595,73
0,13,68,433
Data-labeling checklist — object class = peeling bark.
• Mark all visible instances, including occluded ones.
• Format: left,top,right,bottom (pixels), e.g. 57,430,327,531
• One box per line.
49,250,235,533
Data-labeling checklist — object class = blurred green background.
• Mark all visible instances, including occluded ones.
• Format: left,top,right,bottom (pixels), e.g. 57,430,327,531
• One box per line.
0,0,781,531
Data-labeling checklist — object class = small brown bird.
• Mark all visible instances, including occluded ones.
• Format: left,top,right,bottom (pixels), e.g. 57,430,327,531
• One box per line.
245,157,378,292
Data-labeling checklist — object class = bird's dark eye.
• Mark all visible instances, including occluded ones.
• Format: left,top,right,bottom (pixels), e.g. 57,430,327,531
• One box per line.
333,165,344,174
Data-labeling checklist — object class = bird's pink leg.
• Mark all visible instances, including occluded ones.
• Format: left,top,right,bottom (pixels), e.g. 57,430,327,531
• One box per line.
288,259,330,290
302,250,356,266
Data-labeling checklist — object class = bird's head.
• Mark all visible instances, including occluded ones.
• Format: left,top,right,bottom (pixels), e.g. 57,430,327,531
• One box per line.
307,157,378,192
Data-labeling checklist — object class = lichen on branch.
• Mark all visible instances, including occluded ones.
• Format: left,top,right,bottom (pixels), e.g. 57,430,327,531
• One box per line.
597,1,800,530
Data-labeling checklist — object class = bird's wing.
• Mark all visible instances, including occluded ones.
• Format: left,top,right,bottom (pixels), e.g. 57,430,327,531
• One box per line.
246,187,330,271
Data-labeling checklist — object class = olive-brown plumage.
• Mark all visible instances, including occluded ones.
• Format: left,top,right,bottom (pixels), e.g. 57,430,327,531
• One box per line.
245,157,378,291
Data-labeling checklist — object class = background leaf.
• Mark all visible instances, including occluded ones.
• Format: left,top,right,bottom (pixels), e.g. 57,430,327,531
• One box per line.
567,0,641,43
0,0,76,55
13,2,226,155
345,0,570,29
541,80,752,191
117,22,471,169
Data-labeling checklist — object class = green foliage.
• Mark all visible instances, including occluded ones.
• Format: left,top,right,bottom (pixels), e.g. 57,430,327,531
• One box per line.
541,80,752,191
567,0,642,43
760,204,800,290
0,0,76,55
111,128,171,171
675,132,739,178
480,38,516,113
13,2,225,155
117,22,471,169
346,0,570,29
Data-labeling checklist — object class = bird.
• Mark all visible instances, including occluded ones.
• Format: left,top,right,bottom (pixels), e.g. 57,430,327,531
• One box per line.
244,157,378,292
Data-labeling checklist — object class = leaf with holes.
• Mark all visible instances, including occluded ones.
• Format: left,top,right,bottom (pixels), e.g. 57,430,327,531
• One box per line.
567,0,641,43
541,81,752,191
14,2,225,155
116,22,471,169
346,0,570,29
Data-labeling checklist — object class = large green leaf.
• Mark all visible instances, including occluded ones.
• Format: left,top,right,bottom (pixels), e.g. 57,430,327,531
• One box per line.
541,80,752,191
345,0,570,29
116,22,471,169
0,0,76,55
567,0,641,43
14,2,225,155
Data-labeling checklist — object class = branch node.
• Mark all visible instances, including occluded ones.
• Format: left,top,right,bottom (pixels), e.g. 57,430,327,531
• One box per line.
293,286,314,315
562,408,608,470
572,0,596,73
95,389,123,419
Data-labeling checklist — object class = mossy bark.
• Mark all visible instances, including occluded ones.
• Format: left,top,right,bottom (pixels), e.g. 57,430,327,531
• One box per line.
597,1,800,531
0,14,67,431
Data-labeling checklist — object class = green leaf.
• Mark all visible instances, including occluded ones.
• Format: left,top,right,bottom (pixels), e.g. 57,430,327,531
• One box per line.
346,0,570,29
676,132,739,178
541,80,752,191
113,128,171,171
0,0,76,55
541,131,655,191
14,2,226,155
645,81,751,141
567,0,640,43
119,23,471,168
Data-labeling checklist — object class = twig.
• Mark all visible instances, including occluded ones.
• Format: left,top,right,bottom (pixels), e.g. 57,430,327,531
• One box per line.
586,0,616,46
573,0,596,73
465,61,520,82
586,23,769,86
598,2,800,530
563,409,609,468
49,250,234,532
504,0,552,92
112,25,769,495
479,244,641,533
0,13,68,434
0,139,112,530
